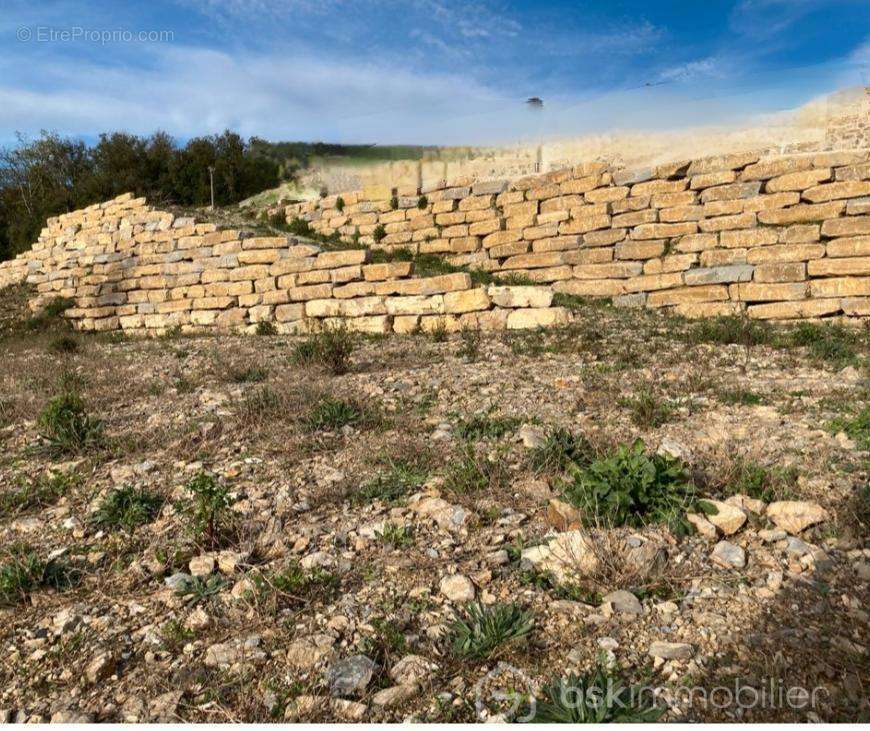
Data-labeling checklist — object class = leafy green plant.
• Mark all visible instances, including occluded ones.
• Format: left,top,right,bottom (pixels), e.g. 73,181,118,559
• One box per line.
619,387,674,428
304,396,367,431
444,444,508,494
179,471,233,549
291,325,355,375
686,315,772,347
235,385,284,425
0,546,79,606
389,195,399,210
457,327,481,360
455,411,522,440
251,560,338,609
448,602,533,660
376,523,414,548
528,427,594,475
530,664,664,722
37,391,103,454
335,196,345,212
417,195,428,209
229,365,268,384
177,575,227,604
0,471,76,519
255,320,277,336
561,439,696,533
49,334,79,354
287,217,313,237
355,457,427,503
373,223,387,242
717,387,763,406
91,486,163,532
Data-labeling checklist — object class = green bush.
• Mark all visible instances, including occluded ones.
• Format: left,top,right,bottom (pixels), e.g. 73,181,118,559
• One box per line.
287,217,313,237
530,664,664,722
355,458,427,503
528,427,594,475
91,486,163,532
37,392,103,455
448,602,533,660
561,439,696,533
0,546,78,606
619,387,674,428
0,471,75,519
255,321,277,336
305,396,366,431
373,223,387,242
179,471,232,549
455,411,522,440
417,195,428,210
291,325,355,375
444,444,507,494
49,334,79,354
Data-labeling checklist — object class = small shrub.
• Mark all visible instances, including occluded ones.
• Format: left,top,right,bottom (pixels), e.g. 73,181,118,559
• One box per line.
448,602,533,660
251,560,338,609
457,327,481,359
335,196,345,212
787,322,860,366
49,335,79,354
291,325,355,375
177,575,227,604
0,546,78,606
179,471,233,549
456,411,522,440
0,471,75,519
687,316,772,347
561,439,696,533
444,444,508,494
389,195,399,210
305,396,366,431
236,385,284,425
373,223,387,242
619,387,674,428
287,217,313,237
91,486,163,532
356,457,427,503
42,296,76,318
712,456,797,502
229,365,268,384
528,427,594,475
530,664,664,722
717,387,763,406
376,523,414,548
255,321,277,336
37,392,103,455
417,195,428,210
427,319,448,342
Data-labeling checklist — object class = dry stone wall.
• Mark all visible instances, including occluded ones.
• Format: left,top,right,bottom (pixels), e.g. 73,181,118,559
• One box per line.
0,195,569,335
286,149,870,322
1,147,869,335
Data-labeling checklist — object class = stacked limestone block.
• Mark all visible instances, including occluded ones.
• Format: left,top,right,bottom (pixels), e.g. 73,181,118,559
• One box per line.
0,194,568,335
287,150,870,321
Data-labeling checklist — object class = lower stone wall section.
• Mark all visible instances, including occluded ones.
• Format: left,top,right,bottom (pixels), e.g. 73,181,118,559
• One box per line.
0,195,569,335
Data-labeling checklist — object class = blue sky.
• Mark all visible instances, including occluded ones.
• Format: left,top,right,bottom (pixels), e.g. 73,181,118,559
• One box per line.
2,0,869,146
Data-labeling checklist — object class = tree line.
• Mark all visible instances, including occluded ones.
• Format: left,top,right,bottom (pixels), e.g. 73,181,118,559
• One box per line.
0,130,283,262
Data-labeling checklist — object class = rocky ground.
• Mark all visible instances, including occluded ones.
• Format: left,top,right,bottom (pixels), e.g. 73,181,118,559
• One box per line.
0,284,867,723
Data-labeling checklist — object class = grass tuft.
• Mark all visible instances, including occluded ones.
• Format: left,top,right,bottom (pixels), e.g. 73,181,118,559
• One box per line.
448,602,533,660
